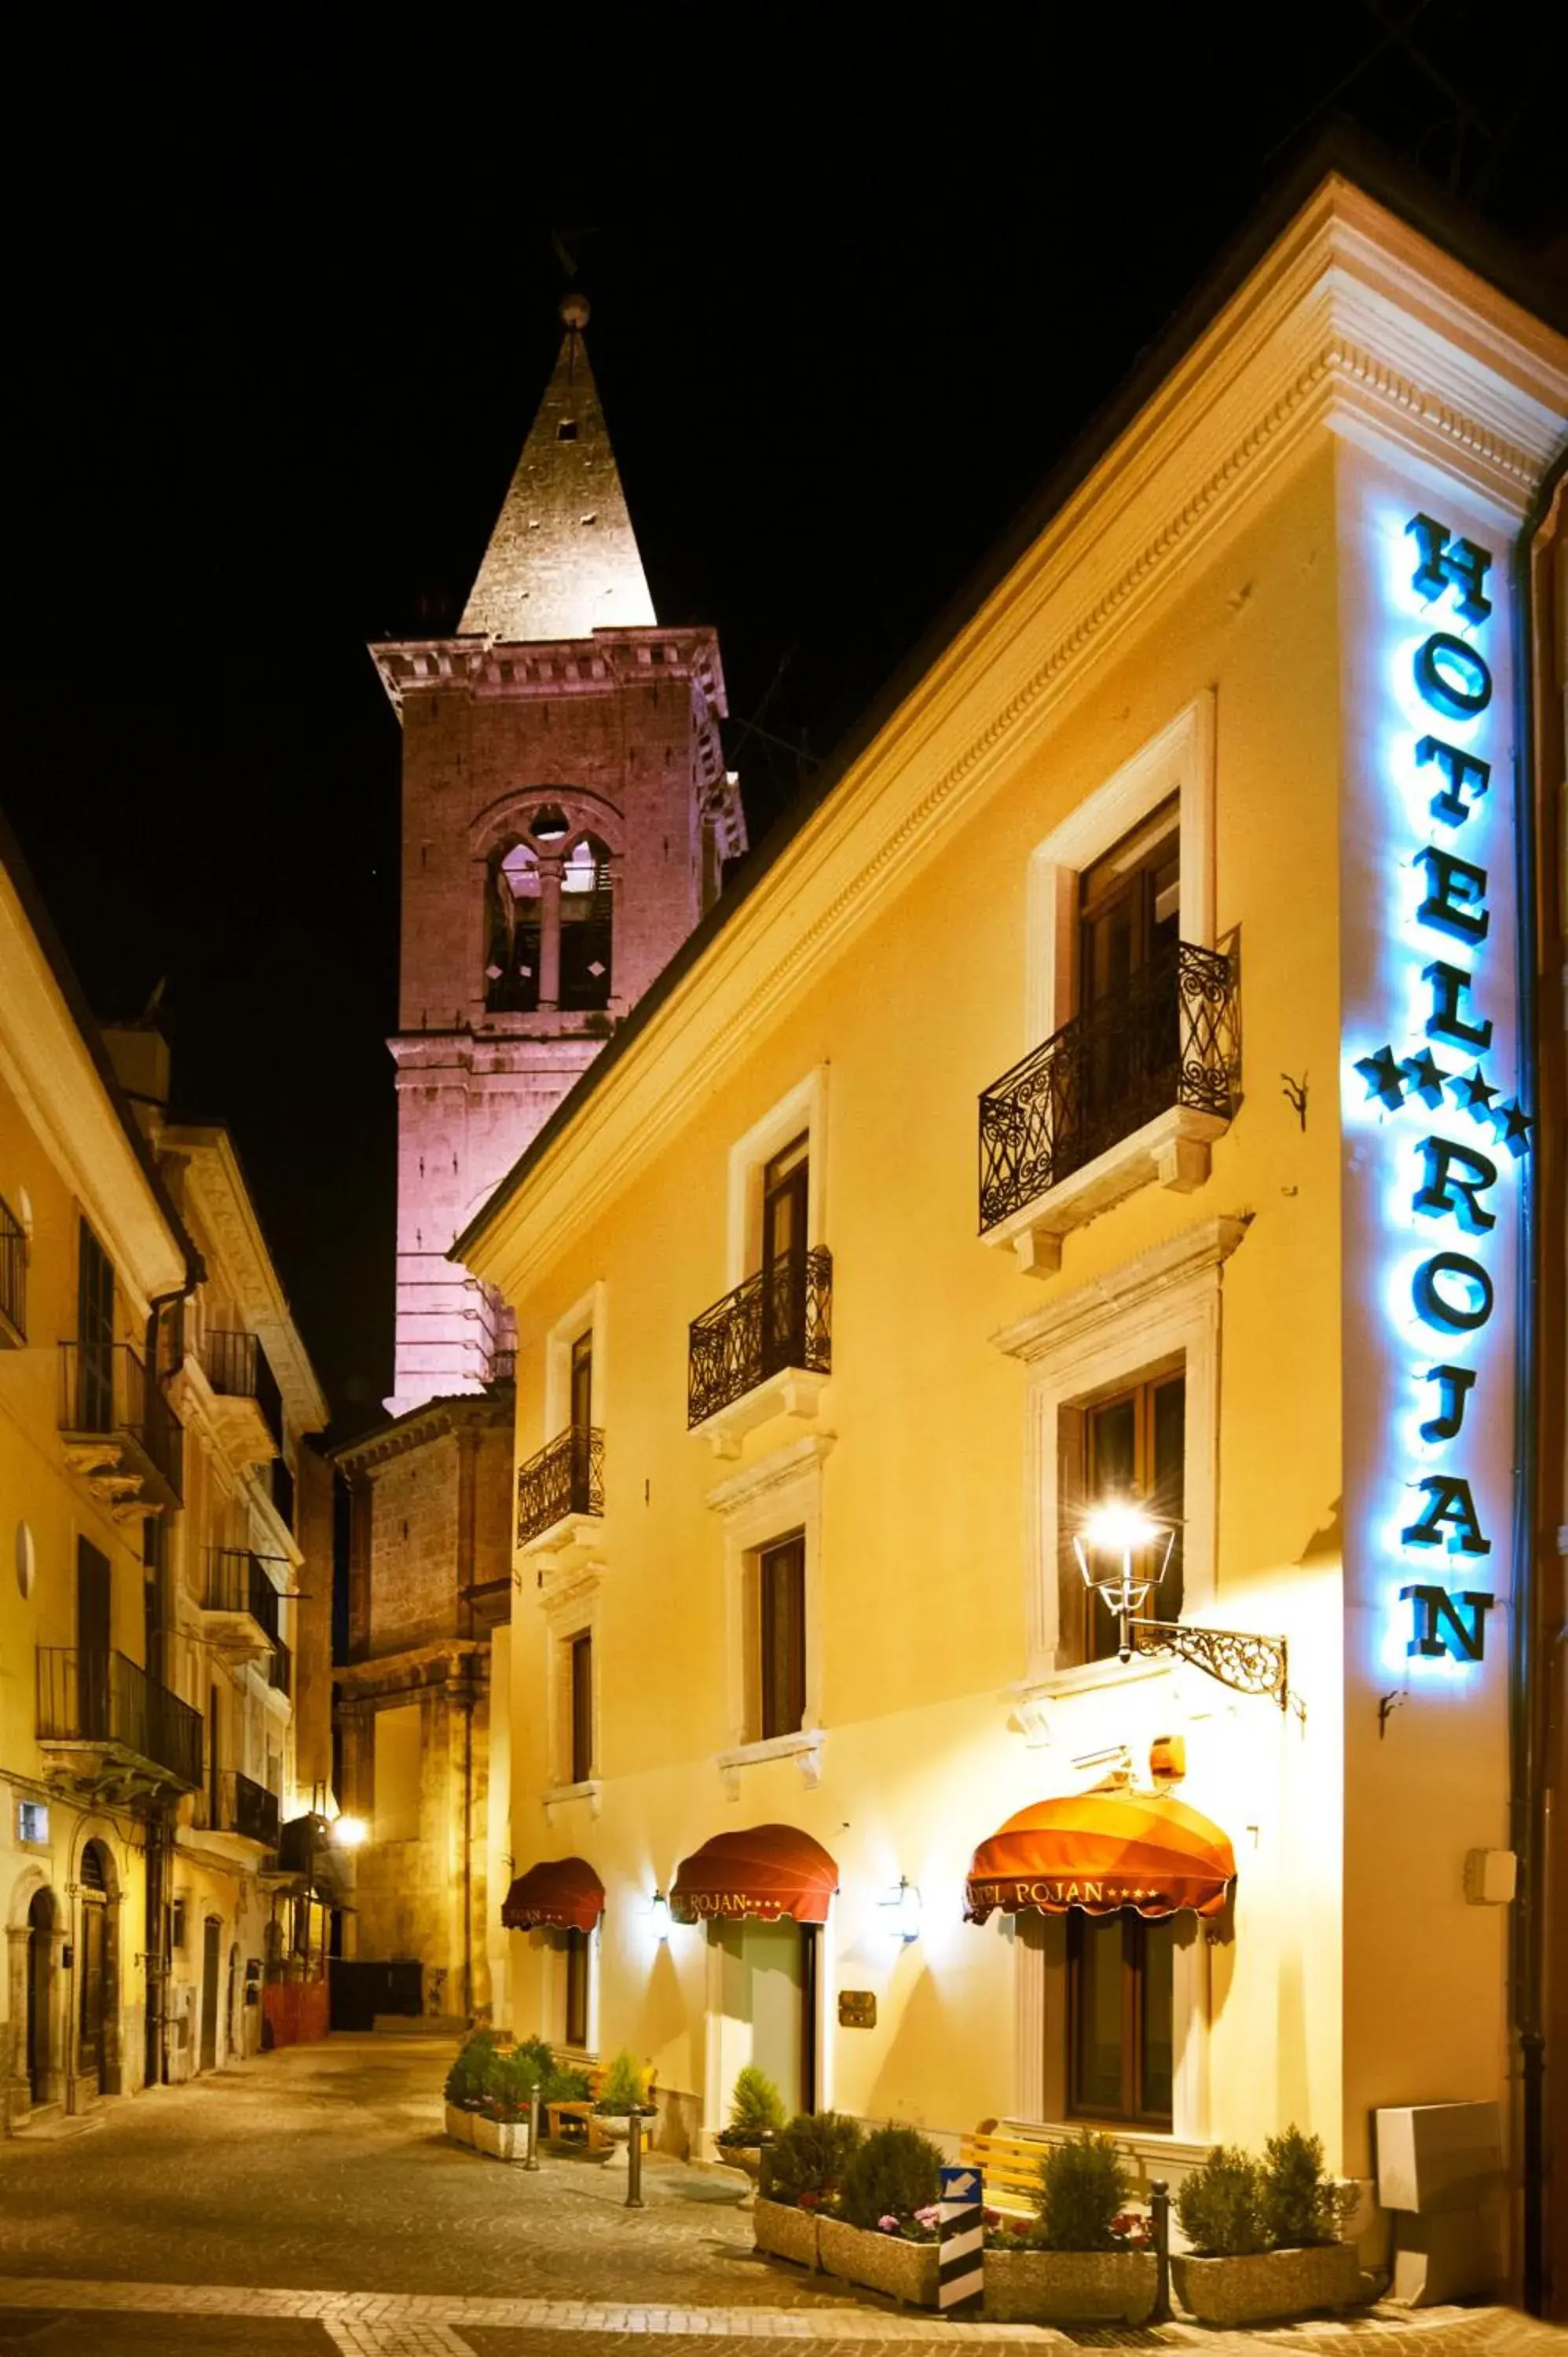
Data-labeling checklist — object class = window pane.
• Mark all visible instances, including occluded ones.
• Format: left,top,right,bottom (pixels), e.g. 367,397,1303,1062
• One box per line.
570,1634,593,1783
1088,1395,1137,1494
1072,1915,1124,2112
1139,1917,1175,2122
565,1928,589,2048
760,1537,806,1739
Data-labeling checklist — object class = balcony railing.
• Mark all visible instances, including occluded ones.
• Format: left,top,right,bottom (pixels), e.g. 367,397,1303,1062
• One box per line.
0,1193,26,1340
268,1637,292,1699
201,1329,284,1450
687,1246,833,1430
978,941,1238,1233
60,1340,185,1504
36,1647,202,1790
203,1549,283,1646
517,1426,604,1546
222,1769,281,1849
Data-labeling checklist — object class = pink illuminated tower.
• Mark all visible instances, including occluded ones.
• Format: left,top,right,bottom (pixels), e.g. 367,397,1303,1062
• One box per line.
372,291,746,1415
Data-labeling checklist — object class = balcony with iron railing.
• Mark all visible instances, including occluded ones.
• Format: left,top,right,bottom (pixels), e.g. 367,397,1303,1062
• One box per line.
267,1637,292,1701
37,1646,202,1796
222,1769,281,1849
202,1547,284,1666
516,1425,604,1552
59,1340,184,1508
198,1329,284,1467
687,1245,833,1456
977,941,1239,1273
0,1193,26,1345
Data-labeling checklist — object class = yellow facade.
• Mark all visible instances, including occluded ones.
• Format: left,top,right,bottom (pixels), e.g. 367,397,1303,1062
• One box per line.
460,179,1568,2278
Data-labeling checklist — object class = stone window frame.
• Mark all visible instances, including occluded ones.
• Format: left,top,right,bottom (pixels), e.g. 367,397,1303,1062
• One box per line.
723,1068,830,1291
467,789,626,1026
540,1565,603,1816
542,1281,607,1445
705,1435,833,1793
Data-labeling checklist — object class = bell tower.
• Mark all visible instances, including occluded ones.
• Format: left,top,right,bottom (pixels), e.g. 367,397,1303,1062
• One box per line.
372,294,746,1415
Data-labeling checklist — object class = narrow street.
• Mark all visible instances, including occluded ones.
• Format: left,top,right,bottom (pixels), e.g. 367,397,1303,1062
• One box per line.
0,2037,1556,2357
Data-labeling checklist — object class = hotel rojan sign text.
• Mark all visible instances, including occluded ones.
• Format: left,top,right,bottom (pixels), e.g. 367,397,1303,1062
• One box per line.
1350,511,1530,1673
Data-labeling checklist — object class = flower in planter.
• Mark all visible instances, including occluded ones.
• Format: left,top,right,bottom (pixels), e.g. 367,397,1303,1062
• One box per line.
877,2214,900,2234
1111,2210,1152,2249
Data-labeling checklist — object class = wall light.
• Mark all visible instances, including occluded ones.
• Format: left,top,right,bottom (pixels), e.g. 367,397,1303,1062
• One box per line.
332,1815,368,1849
881,1877,921,1943
650,1890,671,1942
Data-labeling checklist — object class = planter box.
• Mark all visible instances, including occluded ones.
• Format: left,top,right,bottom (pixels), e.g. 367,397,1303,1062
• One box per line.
984,2248,1158,2324
472,2112,526,2161
1173,2242,1363,2326
754,2198,820,2269
819,2216,940,2307
444,2102,476,2146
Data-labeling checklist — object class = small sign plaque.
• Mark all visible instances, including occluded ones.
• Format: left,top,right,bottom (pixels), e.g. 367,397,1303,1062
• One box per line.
837,1989,876,2028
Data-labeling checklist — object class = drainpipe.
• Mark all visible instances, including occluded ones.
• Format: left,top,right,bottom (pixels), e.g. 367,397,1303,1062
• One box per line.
1512,440,1568,2317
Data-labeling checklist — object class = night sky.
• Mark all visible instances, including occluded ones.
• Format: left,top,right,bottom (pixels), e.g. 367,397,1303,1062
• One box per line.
4,16,1565,1439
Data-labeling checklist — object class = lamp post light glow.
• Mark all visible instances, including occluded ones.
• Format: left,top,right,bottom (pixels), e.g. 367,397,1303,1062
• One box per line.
881,1876,922,1942
650,1889,671,1942
1072,1497,1177,1662
332,1814,368,1849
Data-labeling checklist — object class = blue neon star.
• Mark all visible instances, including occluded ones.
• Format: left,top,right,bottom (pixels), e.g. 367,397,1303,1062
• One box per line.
1400,1049,1447,1108
1495,1099,1533,1158
1448,1064,1497,1120
1354,1045,1406,1111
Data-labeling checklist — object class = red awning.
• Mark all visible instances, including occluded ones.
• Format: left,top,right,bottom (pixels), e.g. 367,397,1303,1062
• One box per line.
670,1824,838,1926
500,1857,605,1934
965,1791,1236,1924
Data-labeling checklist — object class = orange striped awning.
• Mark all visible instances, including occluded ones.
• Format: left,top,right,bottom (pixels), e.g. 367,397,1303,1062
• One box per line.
670,1824,839,1926
500,1857,605,1934
965,1791,1236,1924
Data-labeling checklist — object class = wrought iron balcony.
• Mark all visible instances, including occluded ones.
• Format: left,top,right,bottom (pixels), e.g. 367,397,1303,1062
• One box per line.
200,1329,284,1452
59,1340,184,1508
203,1548,284,1649
0,1193,26,1342
516,1426,604,1547
687,1246,833,1431
36,1646,202,1795
978,942,1238,1236
222,1769,281,1849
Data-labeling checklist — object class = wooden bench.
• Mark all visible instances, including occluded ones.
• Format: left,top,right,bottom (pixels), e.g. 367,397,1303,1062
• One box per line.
957,2123,1049,2216
545,2064,606,2150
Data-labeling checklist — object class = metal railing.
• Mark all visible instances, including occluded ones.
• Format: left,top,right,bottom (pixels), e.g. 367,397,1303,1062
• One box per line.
268,1637,292,1699
516,1426,604,1546
203,1549,283,1645
201,1329,284,1449
687,1246,833,1429
59,1340,185,1502
978,941,1239,1233
222,1769,280,1848
36,1647,202,1789
0,1193,26,1338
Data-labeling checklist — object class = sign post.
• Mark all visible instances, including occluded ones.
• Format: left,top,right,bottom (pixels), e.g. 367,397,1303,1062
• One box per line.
937,2163,984,2317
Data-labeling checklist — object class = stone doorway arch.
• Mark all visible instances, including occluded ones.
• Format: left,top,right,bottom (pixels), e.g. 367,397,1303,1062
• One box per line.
71,1832,123,2104
5,1867,64,2123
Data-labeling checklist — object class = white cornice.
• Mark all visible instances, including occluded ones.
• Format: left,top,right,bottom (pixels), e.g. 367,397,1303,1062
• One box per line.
462,177,1568,1303
0,868,184,1310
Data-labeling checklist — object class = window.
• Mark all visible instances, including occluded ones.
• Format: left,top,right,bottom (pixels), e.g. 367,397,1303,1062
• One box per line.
487,842,542,1014
170,1896,187,1951
568,1632,594,1784
760,1136,808,1374
563,1927,590,2048
758,1534,806,1740
569,1329,594,1511
559,837,613,1011
485,821,614,1015
1067,1910,1175,2128
1080,1372,1185,1662
76,1220,115,1431
16,1801,47,1845
1077,798,1179,1013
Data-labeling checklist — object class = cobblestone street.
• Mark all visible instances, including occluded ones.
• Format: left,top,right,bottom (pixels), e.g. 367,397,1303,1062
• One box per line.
0,2037,1559,2357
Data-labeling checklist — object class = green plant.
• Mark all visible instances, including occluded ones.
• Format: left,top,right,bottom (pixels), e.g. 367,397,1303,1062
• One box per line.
1176,2146,1269,2256
442,2030,497,2107
1036,2128,1130,2252
593,2047,650,2115
841,2122,943,2232
722,2064,786,2145
1262,2126,1352,2249
764,2110,863,2207
552,2066,593,2103
511,2036,556,2097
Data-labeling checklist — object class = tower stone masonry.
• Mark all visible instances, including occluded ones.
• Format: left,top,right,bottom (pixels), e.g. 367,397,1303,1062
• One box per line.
372,304,746,1417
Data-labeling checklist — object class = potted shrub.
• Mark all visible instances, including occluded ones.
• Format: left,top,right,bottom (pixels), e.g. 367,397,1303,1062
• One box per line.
819,2122,944,2305
754,2110,863,2268
592,2048,657,2161
984,2129,1157,2323
473,2043,548,2162
1173,2130,1361,2324
716,2064,786,2186
442,2031,496,2146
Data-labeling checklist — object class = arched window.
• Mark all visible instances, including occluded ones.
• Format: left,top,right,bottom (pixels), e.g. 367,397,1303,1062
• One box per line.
485,841,543,1013
559,836,614,1012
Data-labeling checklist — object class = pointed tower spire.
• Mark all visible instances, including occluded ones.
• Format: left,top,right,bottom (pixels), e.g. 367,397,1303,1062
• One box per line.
460,291,657,643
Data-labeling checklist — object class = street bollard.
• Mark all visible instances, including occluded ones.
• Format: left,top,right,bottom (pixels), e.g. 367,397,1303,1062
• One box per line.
525,2084,541,2172
1149,2178,1173,2324
625,2110,645,2209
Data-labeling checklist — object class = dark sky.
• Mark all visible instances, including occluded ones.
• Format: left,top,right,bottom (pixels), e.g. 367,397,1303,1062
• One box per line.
3,12,1565,1439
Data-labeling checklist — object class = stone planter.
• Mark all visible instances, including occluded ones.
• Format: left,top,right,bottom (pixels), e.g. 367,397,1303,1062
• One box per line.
471,2111,526,2161
1172,2242,1363,2326
444,2102,476,2146
595,2110,656,2167
718,2140,766,2183
754,2198,820,2268
819,2216,940,2307
984,2248,1158,2324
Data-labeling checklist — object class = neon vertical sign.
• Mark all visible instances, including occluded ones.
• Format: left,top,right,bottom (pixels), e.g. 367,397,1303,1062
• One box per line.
1348,511,1530,1674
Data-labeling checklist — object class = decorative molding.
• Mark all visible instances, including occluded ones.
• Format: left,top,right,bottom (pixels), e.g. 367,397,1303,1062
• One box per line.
992,1215,1251,1365
716,1728,823,1801
333,1391,509,1475
705,1433,837,1519
541,1776,602,1824
461,183,1568,1307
